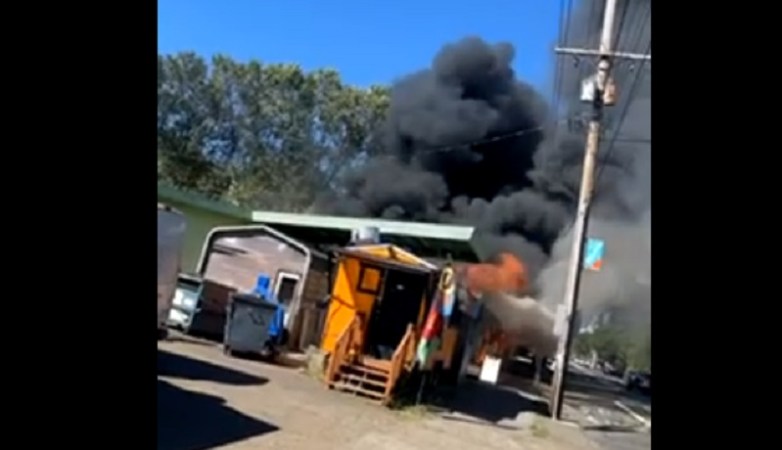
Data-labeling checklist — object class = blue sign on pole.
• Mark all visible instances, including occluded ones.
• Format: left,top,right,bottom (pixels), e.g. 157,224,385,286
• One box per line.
583,238,605,271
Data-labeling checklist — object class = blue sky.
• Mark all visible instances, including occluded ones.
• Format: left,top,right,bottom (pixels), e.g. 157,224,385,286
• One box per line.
158,0,562,91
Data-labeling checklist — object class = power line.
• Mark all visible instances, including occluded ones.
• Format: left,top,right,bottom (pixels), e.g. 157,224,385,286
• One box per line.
582,1,651,189
611,137,651,145
595,22,651,187
551,0,576,142
421,126,546,153
595,47,649,184
386,4,649,218
420,111,654,156
549,0,648,421
612,0,631,52
322,123,546,188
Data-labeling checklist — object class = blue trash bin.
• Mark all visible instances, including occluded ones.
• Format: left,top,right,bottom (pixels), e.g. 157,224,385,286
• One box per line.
254,273,288,344
223,293,278,356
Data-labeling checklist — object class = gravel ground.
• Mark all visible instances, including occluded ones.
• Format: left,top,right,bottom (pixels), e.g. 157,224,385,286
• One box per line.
158,335,601,450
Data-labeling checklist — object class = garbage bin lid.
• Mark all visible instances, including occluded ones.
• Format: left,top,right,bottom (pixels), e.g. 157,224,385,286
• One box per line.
231,293,278,310
232,293,262,302
178,273,203,284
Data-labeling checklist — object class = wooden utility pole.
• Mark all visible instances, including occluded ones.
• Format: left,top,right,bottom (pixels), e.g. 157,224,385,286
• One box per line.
548,0,651,421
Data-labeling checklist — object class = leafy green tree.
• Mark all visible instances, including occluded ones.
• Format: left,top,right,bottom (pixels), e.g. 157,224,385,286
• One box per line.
573,332,593,357
623,329,651,371
157,52,390,211
572,324,650,372
157,53,232,197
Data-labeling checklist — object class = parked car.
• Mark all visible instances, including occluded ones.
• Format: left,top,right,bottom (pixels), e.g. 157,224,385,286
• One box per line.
625,370,651,395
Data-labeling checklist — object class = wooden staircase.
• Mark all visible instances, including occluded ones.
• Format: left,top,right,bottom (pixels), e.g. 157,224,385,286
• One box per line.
325,318,417,405
328,358,392,403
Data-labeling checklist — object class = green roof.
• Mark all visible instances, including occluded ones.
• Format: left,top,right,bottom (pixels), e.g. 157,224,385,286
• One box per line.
157,184,478,261
157,183,252,221
250,210,478,261
251,211,474,241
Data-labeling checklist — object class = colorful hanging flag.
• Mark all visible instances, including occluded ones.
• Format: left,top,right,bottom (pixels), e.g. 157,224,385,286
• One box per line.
416,295,443,367
439,267,457,320
416,335,440,367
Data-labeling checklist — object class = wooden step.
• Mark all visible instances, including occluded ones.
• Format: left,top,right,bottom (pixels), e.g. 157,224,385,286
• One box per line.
330,381,385,400
338,373,388,388
342,364,389,379
326,357,399,405
362,357,392,373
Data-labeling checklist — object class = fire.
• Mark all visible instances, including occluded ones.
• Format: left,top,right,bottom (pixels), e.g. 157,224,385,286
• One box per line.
456,255,558,359
458,253,529,298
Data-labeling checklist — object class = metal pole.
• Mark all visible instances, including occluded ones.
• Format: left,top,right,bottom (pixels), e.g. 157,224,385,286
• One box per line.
550,0,620,421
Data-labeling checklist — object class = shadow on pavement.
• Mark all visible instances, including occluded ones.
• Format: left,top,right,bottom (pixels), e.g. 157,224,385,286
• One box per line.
165,334,219,348
503,369,652,414
157,379,279,450
158,349,267,386
582,424,642,433
439,380,550,425
227,350,307,369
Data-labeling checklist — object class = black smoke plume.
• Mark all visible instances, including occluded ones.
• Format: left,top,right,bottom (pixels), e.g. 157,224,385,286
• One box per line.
537,0,651,331
317,0,651,317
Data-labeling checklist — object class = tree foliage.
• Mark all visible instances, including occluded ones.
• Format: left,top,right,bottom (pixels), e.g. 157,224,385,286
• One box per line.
573,325,651,371
157,52,390,211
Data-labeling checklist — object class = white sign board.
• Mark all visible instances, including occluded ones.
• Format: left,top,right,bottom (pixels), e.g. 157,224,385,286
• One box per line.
479,356,502,385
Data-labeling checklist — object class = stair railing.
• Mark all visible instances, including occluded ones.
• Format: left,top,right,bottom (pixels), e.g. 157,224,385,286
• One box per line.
384,324,416,402
325,315,363,385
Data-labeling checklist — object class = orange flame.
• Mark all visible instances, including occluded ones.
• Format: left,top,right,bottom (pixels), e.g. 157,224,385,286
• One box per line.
459,253,529,297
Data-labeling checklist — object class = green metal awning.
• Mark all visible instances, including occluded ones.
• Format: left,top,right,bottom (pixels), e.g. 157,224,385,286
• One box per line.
250,210,479,262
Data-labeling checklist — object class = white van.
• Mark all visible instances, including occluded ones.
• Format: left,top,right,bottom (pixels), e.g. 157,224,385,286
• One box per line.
158,203,186,339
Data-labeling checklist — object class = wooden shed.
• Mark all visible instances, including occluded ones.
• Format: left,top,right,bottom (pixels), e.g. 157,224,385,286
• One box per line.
320,244,439,355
